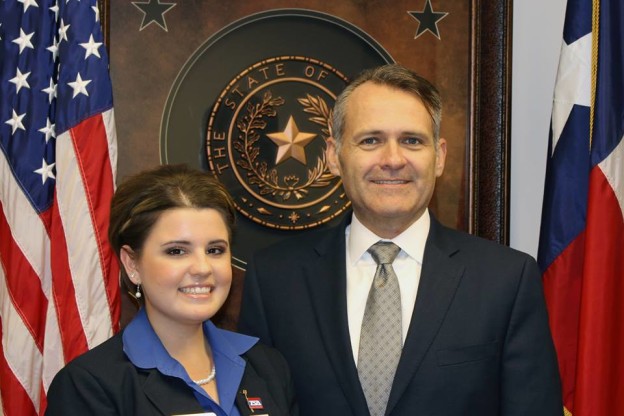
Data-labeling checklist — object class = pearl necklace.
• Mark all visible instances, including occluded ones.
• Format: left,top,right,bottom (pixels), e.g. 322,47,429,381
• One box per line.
192,365,216,386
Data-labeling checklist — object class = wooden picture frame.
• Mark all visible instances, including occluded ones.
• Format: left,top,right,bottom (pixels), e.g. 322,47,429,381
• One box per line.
467,0,512,245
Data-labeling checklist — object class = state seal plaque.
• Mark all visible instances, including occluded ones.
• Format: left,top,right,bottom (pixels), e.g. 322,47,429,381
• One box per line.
161,9,392,266
207,56,348,230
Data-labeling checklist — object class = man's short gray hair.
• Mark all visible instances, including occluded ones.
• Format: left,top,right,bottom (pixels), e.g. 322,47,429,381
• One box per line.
330,64,442,150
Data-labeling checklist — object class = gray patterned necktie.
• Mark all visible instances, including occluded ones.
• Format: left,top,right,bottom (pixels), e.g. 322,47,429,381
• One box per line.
358,241,403,416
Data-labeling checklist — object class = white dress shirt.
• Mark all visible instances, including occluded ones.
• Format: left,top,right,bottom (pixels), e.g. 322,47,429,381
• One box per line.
345,210,430,363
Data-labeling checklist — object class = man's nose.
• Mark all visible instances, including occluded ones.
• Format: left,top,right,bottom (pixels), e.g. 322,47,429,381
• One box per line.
380,141,407,168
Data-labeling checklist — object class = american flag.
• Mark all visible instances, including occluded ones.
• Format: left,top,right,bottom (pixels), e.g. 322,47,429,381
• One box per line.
538,0,624,414
0,0,120,414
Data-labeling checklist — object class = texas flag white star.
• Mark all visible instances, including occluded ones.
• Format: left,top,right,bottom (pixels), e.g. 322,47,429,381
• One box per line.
550,32,592,155
80,34,102,58
34,159,56,184
68,72,91,98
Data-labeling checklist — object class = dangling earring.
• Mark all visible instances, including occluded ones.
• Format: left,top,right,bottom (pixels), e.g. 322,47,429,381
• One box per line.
130,272,141,299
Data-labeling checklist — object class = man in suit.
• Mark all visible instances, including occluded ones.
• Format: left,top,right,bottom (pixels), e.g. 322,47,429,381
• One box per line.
239,63,562,416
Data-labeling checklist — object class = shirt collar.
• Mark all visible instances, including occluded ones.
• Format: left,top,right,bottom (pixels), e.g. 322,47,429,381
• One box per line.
123,308,258,414
347,209,430,264
123,308,258,373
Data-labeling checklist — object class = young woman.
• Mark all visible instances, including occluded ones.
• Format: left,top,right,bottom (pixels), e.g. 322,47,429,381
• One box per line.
46,164,298,416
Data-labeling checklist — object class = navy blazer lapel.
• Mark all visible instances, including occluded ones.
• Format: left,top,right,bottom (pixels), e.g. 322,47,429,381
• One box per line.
387,217,465,414
304,218,370,415
142,361,287,416
142,369,205,415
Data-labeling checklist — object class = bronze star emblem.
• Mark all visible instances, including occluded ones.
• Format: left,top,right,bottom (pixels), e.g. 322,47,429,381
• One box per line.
267,116,316,164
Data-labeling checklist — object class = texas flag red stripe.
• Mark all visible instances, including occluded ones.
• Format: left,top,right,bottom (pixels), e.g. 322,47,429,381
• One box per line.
574,161,624,415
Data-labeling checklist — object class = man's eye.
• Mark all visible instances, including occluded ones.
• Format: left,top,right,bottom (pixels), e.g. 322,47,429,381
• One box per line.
403,137,422,145
360,137,378,145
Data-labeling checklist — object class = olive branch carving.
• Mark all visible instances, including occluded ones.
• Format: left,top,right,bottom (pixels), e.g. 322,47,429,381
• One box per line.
297,94,336,188
234,91,335,201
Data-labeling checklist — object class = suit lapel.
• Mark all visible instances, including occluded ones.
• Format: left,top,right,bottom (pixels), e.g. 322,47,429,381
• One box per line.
387,218,465,414
142,369,205,415
303,219,370,415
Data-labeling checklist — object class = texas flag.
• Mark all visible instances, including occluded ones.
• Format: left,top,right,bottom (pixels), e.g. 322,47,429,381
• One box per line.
538,0,624,415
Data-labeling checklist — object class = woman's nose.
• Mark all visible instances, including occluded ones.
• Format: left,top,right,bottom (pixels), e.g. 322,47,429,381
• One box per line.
189,252,211,276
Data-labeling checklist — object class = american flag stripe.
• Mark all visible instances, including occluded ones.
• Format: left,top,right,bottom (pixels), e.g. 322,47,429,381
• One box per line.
40,300,63,414
0,321,38,416
102,110,118,179
0,273,43,411
0,153,52,293
0,156,52,351
55,113,117,354
0,204,48,352
67,110,118,310
50,195,89,359
1,146,61,410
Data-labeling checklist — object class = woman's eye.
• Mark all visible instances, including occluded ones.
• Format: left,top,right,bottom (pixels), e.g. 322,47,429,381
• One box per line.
166,247,185,256
207,246,226,255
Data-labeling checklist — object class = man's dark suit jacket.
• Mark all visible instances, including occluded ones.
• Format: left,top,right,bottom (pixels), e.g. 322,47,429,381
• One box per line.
238,214,562,416
45,331,298,415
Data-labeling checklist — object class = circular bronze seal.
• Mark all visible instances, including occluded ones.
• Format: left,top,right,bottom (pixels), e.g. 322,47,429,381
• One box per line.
161,9,392,266
207,56,349,230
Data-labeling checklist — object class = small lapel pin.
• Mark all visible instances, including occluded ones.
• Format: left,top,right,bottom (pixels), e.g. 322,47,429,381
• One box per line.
241,389,265,413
